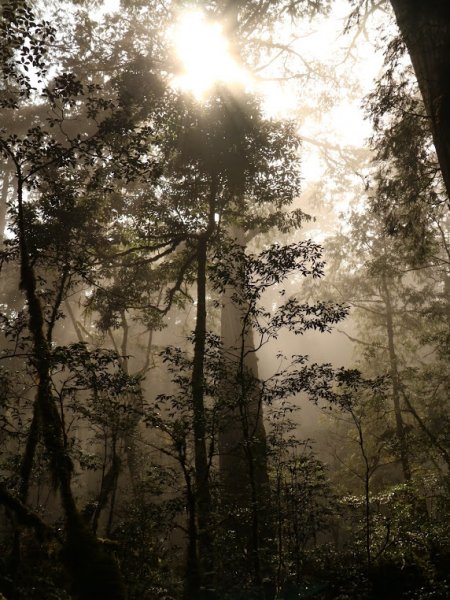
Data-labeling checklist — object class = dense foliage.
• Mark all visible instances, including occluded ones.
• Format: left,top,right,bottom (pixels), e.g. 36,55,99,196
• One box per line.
0,1,449,600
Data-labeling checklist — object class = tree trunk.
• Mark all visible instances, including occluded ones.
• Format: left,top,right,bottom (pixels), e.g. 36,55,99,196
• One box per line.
380,274,411,482
189,234,214,599
219,226,274,598
15,173,126,600
390,0,450,202
401,390,450,471
182,463,201,600
0,166,11,242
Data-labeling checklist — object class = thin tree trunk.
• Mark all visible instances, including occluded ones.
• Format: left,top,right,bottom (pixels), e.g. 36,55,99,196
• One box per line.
15,172,126,600
351,411,372,572
401,390,450,470
0,167,11,242
380,274,411,482
190,234,214,599
64,299,85,342
181,460,201,600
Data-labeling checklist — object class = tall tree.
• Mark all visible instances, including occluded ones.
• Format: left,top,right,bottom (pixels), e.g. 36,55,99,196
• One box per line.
388,0,450,202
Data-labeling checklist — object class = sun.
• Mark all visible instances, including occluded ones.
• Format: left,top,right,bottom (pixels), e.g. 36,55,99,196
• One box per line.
170,9,300,118
171,11,248,99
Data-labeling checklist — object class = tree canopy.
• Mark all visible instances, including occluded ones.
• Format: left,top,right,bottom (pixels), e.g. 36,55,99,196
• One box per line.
0,2,449,600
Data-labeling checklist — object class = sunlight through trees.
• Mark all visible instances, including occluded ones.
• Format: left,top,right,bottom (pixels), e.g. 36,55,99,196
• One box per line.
0,1,449,599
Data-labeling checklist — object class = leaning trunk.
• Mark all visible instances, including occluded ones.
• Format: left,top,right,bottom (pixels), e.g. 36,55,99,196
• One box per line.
16,173,126,600
390,0,450,202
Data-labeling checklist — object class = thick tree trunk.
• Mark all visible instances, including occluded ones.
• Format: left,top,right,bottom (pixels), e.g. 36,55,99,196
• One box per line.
390,0,450,202
380,274,411,482
219,226,274,598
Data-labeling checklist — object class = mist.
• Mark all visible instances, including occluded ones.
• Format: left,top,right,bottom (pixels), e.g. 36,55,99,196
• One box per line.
0,1,449,600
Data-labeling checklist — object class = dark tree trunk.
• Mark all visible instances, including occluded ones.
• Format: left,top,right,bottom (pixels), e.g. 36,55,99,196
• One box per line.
15,173,127,600
190,234,214,599
219,290,271,502
390,0,450,202
182,464,201,600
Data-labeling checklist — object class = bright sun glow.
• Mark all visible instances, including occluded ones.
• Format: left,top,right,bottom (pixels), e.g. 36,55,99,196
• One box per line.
170,10,305,119
172,11,249,99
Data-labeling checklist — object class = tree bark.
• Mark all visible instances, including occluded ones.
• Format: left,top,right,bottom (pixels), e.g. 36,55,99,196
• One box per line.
390,0,450,202
380,274,411,482
15,172,127,600
219,226,274,598
0,166,11,242
189,234,214,599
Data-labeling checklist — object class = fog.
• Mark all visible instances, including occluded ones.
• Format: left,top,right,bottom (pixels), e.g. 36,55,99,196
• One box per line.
0,1,449,600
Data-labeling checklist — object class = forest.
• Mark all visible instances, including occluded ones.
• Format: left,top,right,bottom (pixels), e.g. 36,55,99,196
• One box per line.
0,1,449,599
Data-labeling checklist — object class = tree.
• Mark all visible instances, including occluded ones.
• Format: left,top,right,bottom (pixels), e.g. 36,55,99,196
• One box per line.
388,0,450,203
3,1,450,598
363,32,450,484
323,209,439,482
0,3,313,596
348,0,450,204
211,237,347,596
0,3,159,596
